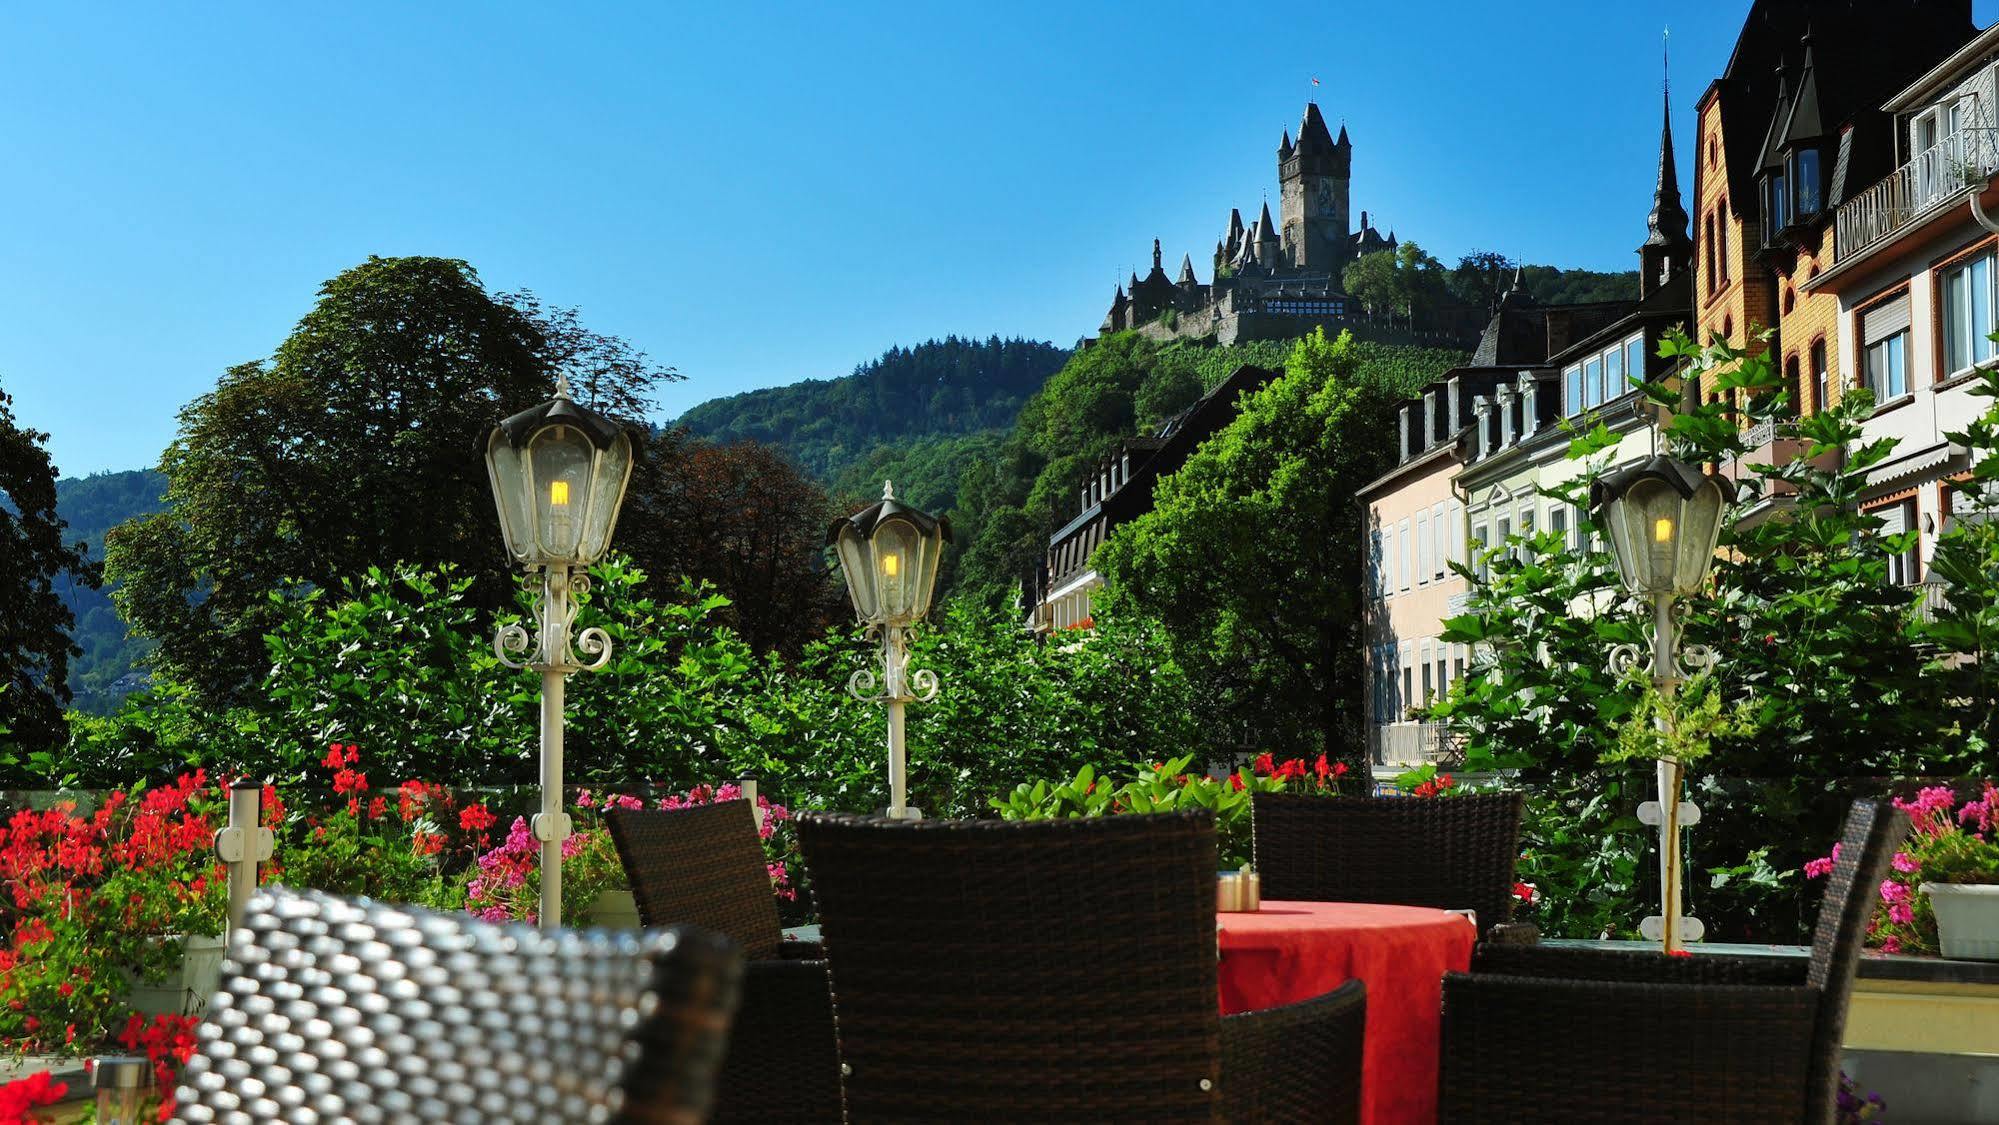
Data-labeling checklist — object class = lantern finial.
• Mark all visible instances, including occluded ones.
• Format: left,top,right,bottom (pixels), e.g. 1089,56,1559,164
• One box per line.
553,373,575,401
882,479,896,501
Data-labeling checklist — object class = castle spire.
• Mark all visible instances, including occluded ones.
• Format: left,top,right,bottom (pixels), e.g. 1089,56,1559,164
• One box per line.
1279,129,1294,160
1152,238,1163,273
1294,101,1337,154
1336,121,1350,147
1178,253,1197,285
1255,201,1278,241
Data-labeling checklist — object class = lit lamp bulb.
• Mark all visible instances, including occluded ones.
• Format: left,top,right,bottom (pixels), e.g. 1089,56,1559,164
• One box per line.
550,480,570,507
881,552,901,578
1653,516,1673,543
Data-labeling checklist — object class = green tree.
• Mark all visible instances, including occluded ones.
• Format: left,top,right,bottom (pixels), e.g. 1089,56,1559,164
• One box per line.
1430,331,1993,941
105,257,672,701
1096,329,1446,771
0,381,95,759
1341,242,1448,322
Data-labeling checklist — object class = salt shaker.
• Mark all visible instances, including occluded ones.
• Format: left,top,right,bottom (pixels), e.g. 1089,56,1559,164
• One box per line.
1240,863,1261,912
93,1057,153,1125
1216,871,1242,912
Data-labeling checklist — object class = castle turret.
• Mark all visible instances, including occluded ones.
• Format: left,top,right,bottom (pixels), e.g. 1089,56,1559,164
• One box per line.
1254,202,1281,268
1177,253,1197,287
1280,102,1352,271
1640,90,1693,298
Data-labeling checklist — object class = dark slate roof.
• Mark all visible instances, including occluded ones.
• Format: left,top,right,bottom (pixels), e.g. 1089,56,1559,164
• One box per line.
1255,202,1279,240
1295,102,1337,155
826,492,951,546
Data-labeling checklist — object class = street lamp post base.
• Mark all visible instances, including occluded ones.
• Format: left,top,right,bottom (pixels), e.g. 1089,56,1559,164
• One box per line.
879,806,924,821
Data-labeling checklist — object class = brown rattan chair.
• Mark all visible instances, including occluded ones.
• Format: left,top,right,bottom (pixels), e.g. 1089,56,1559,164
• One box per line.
173,888,741,1125
606,801,841,1124
1251,791,1527,937
797,810,1368,1123
1436,799,1907,1123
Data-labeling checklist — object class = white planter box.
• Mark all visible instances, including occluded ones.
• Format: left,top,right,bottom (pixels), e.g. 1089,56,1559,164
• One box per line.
125,934,227,1018
587,889,641,930
1923,883,1999,962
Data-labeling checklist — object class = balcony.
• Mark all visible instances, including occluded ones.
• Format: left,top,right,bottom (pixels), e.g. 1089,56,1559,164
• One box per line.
1836,127,1999,258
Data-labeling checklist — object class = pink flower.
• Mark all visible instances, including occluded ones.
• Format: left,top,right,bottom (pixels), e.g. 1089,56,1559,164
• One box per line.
1888,902,1914,925
1802,843,1841,879
1891,852,1919,875
1880,935,1902,954
1878,880,1910,905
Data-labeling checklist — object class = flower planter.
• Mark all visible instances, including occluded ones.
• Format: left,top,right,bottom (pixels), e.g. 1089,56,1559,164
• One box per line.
1922,883,1999,961
124,934,227,1018
586,889,641,930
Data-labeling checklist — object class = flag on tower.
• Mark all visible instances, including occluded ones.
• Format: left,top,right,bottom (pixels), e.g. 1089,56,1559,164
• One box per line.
1311,77,1320,86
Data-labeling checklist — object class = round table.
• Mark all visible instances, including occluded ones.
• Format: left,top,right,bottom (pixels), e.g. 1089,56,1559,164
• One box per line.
1217,901,1475,1125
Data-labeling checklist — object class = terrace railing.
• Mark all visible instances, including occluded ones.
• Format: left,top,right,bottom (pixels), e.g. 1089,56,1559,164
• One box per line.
1837,126,1999,257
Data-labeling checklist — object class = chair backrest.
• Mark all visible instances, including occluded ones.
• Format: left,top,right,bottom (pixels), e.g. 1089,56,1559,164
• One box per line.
607,801,783,960
1252,792,1525,930
798,811,1223,1122
1802,800,1907,1121
173,889,741,1125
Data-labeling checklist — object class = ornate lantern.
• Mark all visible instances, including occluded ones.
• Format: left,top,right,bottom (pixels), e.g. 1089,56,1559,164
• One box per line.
1590,454,1730,598
481,375,635,930
827,482,950,819
484,375,634,570
828,482,950,627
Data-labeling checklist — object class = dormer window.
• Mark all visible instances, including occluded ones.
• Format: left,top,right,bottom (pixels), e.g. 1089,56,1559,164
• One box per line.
1766,169,1789,235
1789,148,1822,218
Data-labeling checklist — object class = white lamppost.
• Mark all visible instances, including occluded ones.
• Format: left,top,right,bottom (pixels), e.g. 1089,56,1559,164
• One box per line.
483,375,635,931
1594,454,1732,953
827,481,950,820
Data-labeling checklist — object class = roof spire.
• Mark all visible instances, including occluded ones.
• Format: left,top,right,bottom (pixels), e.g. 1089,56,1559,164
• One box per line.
1152,238,1163,272
1645,35,1691,251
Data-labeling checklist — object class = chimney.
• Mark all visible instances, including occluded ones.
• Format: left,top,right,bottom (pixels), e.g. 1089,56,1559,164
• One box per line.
1398,405,1414,462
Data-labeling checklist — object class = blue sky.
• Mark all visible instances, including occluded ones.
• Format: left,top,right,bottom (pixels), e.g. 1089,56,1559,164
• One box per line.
6,2,1995,476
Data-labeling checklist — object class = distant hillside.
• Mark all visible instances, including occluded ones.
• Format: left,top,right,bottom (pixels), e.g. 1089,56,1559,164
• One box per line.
676,336,1071,483
54,469,168,713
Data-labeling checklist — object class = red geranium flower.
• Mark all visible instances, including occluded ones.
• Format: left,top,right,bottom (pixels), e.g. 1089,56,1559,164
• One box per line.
459,804,496,834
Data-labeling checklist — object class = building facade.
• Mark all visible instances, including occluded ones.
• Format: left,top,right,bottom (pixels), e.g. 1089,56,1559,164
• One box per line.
1805,20,1999,580
1357,93,1696,767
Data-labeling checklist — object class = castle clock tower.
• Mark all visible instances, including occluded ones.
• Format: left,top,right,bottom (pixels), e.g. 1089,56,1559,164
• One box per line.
1279,103,1351,271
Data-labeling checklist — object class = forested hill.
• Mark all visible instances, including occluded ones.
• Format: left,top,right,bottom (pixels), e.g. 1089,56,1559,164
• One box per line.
53,469,168,712
675,336,1071,482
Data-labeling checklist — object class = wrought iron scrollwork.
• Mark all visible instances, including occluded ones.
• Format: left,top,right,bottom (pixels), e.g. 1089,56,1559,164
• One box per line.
491,566,615,674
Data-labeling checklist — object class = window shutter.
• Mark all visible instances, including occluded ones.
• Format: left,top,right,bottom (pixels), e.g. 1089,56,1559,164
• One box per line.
1864,293,1911,343
1876,503,1907,536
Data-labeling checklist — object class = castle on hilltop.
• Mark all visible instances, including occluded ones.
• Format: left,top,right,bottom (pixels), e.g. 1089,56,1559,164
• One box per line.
1095,102,1481,349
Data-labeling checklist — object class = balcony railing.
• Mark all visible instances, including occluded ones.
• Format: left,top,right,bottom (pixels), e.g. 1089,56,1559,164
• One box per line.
1837,127,1999,257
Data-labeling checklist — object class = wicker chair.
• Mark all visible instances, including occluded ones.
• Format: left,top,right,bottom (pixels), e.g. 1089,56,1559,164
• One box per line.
1251,791,1526,936
1436,799,1907,1123
606,802,841,1124
172,889,741,1125
797,810,1368,1123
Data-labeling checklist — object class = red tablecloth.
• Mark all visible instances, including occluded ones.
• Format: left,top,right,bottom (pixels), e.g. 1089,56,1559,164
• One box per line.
1217,901,1474,1125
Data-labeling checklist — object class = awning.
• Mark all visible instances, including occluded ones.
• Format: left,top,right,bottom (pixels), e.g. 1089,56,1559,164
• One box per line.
1864,443,1968,492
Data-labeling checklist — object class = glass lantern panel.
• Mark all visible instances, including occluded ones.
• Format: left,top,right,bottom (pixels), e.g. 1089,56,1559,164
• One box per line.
872,518,922,622
578,433,633,565
1600,494,1642,593
911,528,943,619
484,431,536,563
1629,480,1684,596
529,425,595,564
1673,479,1726,596
835,528,878,623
